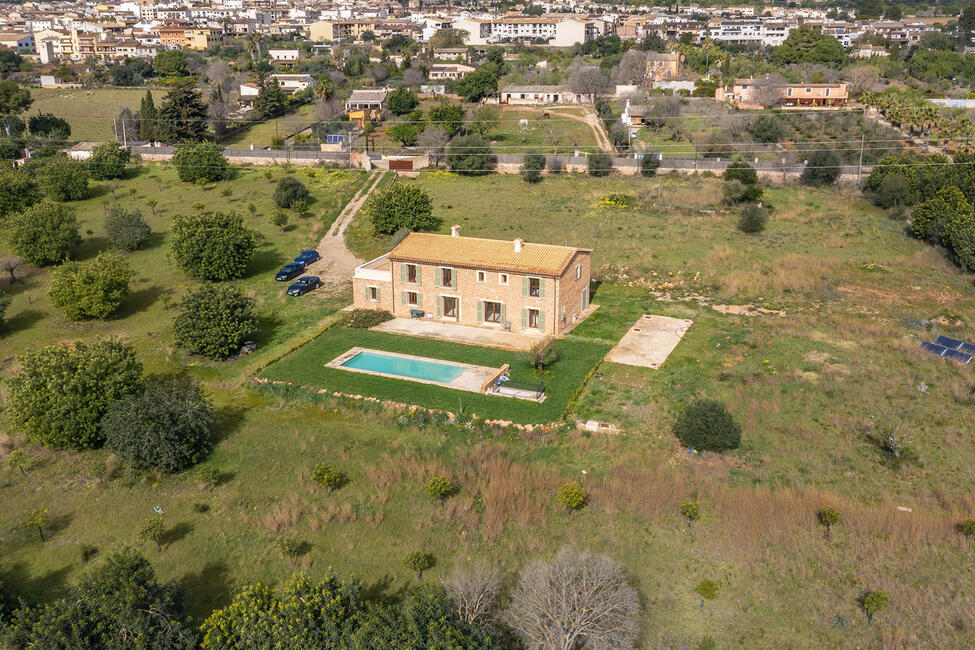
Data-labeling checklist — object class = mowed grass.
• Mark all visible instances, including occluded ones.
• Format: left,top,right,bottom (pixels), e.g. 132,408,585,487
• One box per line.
222,102,317,148
0,163,371,379
30,88,165,142
260,327,609,423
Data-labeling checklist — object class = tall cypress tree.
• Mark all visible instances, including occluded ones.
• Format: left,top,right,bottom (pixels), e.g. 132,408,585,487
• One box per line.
157,79,209,143
139,90,156,142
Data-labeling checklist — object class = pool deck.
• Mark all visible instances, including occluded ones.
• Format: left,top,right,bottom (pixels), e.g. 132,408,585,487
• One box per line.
370,318,545,352
326,347,508,395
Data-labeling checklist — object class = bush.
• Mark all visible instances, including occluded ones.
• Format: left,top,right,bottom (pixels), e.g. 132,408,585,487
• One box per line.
172,143,229,184
588,152,612,177
103,377,213,473
943,203,975,270
173,285,257,359
364,184,436,235
8,340,143,449
672,399,741,452
387,87,418,114
873,173,910,209
800,149,841,186
49,252,133,320
88,142,130,180
424,476,456,502
911,185,971,245
522,152,544,183
273,176,309,208
0,167,40,220
403,551,435,581
36,156,90,201
311,462,347,494
343,308,393,328
747,114,786,143
170,211,255,280
721,179,747,204
556,481,587,514
4,200,80,266
737,203,768,234
104,206,151,251
640,154,660,177
724,160,758,186
446,134,496,175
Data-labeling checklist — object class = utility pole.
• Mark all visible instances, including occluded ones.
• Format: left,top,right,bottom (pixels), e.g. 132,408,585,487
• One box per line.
121,115,127,148
857,132,864,185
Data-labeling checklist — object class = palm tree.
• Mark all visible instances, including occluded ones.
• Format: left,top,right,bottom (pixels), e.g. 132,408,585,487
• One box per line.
315,76,335,102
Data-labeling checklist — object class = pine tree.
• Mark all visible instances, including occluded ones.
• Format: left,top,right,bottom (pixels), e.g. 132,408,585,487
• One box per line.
253,76,288,120
139,90,156,142
157,79,209,143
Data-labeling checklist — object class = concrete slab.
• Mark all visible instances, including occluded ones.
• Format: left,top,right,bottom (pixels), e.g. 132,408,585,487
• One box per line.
371,318,545,352
604,315,693,369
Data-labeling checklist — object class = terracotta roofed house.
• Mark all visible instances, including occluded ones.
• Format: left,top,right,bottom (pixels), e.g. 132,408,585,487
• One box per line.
353,227,592,336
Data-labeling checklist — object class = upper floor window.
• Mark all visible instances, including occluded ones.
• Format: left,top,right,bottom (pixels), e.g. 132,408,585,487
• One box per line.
575,264,582,280
441,267,453,287
805,87,812,93
529,277,541,297
406,263,418,283
477,270,486,283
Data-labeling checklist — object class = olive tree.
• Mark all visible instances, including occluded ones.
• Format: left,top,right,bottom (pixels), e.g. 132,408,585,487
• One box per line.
104,205,151,251
88,142,130,180
363,183,436,235
173,285,257,359
4,200,80,266
171,142,229,183
48,252,133,320
170,211,255,280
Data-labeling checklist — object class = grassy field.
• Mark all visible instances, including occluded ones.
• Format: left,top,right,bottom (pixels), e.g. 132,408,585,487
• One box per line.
222,103,317,148
486,106,600,154
30,88,165,142
4,169,975,647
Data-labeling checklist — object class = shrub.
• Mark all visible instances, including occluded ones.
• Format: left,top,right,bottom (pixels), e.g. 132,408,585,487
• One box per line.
860,590,889,623
173,285,257,359
556,481,587,516
723,160,758,186
137,516,165,552
364,183,436,235
172,143,229,184
0,167,40,220
737,203,768,234
800,149,841,186
527,338,561,370
36,156,90,201
103,377,214,473
913,185,972,248
311,462,347,495
696,579,719,601
104,206,151,251
672,399,741,452
273,176,310,209
425,476,456,502
403,551,435,581
49,252,133,320
816,507,841,539
944,205,975,270
446,134,496,175
88,142,130,180
170,211,255,280
343,308,393,329
8,340,143,449
640,154,660,177
958,519,975,544
679,500,700,525
748,114,787,143
522,152,544,183
588,152,612,177
387,87,418,114
721,179,747,204
4,200,80,266
874,173,910,209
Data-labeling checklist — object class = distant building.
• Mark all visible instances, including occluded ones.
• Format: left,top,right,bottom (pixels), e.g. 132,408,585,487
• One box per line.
0,32,35,53
269,48,300,64
499,85,588,105
716,78,849,109
433,47,469,61
345,87,388,127
428,63,475,80
851,44,889,58
644,52,683,82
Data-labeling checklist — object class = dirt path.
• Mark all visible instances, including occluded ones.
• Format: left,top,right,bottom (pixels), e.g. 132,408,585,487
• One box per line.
546,107,614,152
308,171,385,288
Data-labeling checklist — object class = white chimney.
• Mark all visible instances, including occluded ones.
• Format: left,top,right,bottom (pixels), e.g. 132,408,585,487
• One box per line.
514,238,523,252
451,224,460,237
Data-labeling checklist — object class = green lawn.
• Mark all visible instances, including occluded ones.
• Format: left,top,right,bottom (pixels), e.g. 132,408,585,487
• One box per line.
223,103,316,148
261,327,609,423
30,88,165,142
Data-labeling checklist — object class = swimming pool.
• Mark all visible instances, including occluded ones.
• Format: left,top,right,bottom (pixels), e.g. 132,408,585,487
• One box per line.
339,350,467,384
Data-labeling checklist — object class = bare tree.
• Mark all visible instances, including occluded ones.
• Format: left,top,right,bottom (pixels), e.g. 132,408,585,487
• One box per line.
370,62,389,83
207,60,236,96
568,66,610,104
442,563,502,628
417,126,448,167
505,547,640,650
751,74,786,108
844,65,884,93
403,68,426,87
0,256,23,283
611,50,648,86
647,96,681,132
315,99,341,122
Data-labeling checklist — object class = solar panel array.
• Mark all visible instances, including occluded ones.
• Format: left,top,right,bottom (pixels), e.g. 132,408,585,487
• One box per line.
920,335,975,364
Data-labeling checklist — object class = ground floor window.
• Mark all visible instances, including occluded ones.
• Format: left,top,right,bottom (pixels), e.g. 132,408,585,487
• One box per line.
484,301,502,323
443,296,457,318
368,286,379,302
407,291,418,306
528,308,540,328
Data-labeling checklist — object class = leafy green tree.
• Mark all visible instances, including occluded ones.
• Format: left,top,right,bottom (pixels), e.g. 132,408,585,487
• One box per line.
860,590,889,623
641,154,660,177
816,507,841,539
522,151,544,183
27,113,70,140
0,50,22,75
467,106,499,137
0,79,33,117
36,156,90,201
170,210,255,280
403,551,435,581
158,79,209,142
273,176,309,208
428,103,466,137
139,90,157,141
673,399,742,452
173,285,257,359
49,252,133,320
0,167,39,220
9,340,143,449
137,516,165,552
724,160,758,186
556,481,587,516
3,551,197,648
88,142,130,180
447,134,496,175
387,87,419,115
911,185,971,244
696,579,719,607
455,68,498,102
774,25,846,66
588,152,612,177
424,476,456,503
738,203,768,234
104,205,151,251
311,462,347,495
253,76,288,119
171,142,229,183
748,114,787,143
4,200,80,266
387,121,423,146
103,376,214,472
5,447,27,476
873,173,910,209
364,183,436,235
153,49,189,77
943,202,975,271
21,507,48,541
679,500,700,526
429,28,467,50
800,149,842,186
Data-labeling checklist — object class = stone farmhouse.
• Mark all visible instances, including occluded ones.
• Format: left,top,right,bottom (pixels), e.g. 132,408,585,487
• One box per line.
352,228,592,337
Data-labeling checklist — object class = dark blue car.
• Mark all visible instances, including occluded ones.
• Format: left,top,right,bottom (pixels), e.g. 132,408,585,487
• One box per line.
275,262,305,281
294,250,320,266
287,276,321,296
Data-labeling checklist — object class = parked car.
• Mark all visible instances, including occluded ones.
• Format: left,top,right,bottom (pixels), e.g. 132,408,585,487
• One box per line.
275,262,305,281
287,276,322,296
294,250,320,266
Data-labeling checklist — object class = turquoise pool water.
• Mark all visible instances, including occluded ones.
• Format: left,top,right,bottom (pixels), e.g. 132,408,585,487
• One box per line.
341,350,466,383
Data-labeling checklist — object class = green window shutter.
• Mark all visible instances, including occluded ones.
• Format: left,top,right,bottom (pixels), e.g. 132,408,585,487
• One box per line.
401,290,408,305
449,269,456,289
375,287,380,301
521,309,528,328
582,288,588,308
477,301,483,324
416,293,422,307
400,264,407,282
364,286,370,301
522,276,528,297
416,266,422,286
436,298,442,318
500,303,506,324
435,268,442,288
539,279,546,298
538,310,545,331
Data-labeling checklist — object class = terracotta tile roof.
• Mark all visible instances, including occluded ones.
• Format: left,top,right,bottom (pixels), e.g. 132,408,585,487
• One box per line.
388,233,587,276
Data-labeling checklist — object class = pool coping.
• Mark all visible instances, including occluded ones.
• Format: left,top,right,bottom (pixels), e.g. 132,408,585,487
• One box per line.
326,347,507,395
